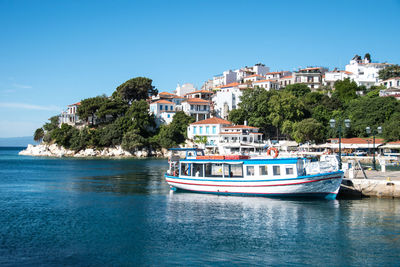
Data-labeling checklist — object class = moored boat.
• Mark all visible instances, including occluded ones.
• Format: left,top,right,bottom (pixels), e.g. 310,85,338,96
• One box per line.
165,148,343,200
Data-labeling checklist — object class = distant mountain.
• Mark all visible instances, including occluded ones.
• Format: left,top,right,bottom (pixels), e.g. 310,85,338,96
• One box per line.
0,136,37,147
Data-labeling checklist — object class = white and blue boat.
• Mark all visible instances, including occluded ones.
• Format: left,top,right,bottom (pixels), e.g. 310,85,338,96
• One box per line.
165,148,343,200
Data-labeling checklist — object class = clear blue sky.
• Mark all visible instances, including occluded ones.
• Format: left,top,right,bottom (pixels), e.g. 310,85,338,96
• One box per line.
1,0,399,137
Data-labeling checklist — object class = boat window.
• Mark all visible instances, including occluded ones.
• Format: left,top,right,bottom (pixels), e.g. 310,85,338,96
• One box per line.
259,165,268,176
205,163,223,177
273,166,281,176
286,167,294,175
180,163,189,176
192,163,204,177
246,166,255,176
223,164,243,178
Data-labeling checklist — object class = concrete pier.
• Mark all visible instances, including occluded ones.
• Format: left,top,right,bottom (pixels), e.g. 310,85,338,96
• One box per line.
340,170,400,198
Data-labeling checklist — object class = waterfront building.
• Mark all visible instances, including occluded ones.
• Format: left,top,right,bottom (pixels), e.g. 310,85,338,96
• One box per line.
293,67,328,90
181,98,211,121
218,124,265,154
187,117,232,148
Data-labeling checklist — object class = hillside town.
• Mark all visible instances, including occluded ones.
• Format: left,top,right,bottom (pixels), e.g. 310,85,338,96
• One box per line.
54,54,400,158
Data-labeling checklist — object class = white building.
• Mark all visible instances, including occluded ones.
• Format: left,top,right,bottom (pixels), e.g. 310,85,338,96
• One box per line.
252,79,280,91
243,74,264,83
149,100,176,125
294,67,328,90
379,88,400,100
212,86,243,119
187,117,232,147
174,83,197,97
218,125,265,154
181,98,211,121
382,77,400,89
278,75,295,88
265,71,292,80
212,70,237,88
345,55,393,88
323,70,354,87
59,102,81,126
235,63,270,83
185,90,213,100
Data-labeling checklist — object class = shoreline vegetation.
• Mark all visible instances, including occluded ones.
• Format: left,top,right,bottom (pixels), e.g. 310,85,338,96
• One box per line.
23,77,194,158
22,69,400,158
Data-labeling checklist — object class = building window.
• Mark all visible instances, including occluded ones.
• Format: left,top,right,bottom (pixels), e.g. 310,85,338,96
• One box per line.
193,126,197,134
160,105,163,110
212,126,216,134
259,165,268,176
246,166,255,176
206,126,209,134
273,166,281,176
167,114,170,118
199,126,203,134
170,105,173,111
286,167,294,175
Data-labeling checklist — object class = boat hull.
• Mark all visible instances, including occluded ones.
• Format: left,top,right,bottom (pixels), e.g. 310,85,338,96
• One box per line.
165,171,343,200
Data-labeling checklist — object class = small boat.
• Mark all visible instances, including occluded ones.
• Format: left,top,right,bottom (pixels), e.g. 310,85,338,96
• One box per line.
165,148,344,200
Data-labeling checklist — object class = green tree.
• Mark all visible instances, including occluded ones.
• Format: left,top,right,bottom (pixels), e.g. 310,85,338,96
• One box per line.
383,113,400,141
364,53,371,62
43,116,59,132
378,64,400,81
284,83,311,98
292,118,325,144
268,91,307,139
112,77,158,103
153,111,194,148
126,100,156,137
346,96,400,137
97,116,133,147
77,95,107,125
194,135,208,147
51,123,79,148
33,128,44,143
96,97,128,123
332,78,358,103
121,129,147,151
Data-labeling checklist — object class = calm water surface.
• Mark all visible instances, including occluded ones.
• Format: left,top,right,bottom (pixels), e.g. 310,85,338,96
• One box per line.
1,147,399,266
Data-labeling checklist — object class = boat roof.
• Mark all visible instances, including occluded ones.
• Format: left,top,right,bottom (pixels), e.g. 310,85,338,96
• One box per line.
180,158,300,164
168,148,204,151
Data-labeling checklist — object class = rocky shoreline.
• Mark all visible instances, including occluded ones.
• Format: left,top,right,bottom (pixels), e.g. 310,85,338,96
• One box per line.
19,144,168,158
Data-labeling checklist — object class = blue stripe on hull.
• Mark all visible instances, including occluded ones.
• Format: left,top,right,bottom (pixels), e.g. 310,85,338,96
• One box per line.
171,187,338,200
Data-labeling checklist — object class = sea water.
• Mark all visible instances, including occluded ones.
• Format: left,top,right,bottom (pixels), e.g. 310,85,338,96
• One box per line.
0,147,399,266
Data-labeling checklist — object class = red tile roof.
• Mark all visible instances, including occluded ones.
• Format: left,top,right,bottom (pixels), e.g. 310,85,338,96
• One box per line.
244,74,263,78
216,82,240,89
68,102,81,106
184,98,210,104
253,79,276,84
224,125,258,129
329,138,384,144
152,100,175,105
159,91,175,95
191,117,232,125
281,76,293,79
185,90,211,95
266,71,288,75
387,140,400,144
383,77,400,82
